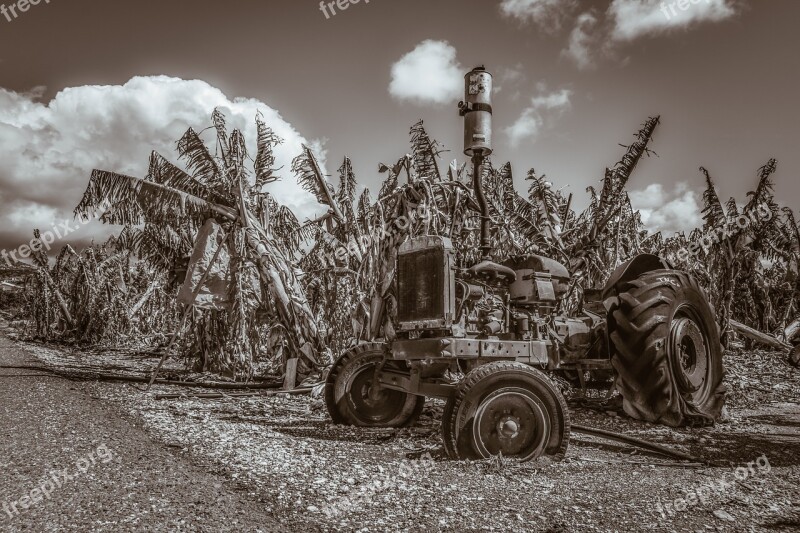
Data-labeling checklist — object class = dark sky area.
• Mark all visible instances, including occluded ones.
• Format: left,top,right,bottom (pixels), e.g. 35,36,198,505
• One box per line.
0,0,797,258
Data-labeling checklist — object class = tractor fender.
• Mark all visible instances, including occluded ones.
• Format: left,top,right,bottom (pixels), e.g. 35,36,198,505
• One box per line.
601,254,673,299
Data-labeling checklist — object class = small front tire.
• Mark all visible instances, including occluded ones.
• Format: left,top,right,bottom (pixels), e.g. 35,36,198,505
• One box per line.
324,343,424,427
442,361,570,461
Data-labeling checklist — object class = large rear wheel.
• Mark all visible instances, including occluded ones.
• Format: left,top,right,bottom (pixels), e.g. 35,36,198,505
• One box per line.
442,362,569,461
608,270,726,426
324,343,424,427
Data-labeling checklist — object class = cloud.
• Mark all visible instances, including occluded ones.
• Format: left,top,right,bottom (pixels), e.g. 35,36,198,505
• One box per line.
499,0,577,31
530,88,572,109
505,86,572,147
389,40,463,106
609,0,737,41
555,1,737,70
562,11,602,69
628,182,703,233
0,76,324,256
494,63,526,94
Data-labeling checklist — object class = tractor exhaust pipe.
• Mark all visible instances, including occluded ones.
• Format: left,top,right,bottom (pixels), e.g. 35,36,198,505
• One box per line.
459,66,493,258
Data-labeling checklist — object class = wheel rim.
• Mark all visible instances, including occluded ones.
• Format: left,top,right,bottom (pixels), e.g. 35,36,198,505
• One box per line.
668,307,711,404
471,387,551,461
347,365,406,423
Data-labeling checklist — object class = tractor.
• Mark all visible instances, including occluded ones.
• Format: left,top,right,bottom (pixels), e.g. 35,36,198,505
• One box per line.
325,66,726,461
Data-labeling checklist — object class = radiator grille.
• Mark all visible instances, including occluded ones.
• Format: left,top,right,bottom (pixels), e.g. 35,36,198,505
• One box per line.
397,248,444,323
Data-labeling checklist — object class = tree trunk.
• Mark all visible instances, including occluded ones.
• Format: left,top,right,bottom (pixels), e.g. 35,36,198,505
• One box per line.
241,209,326,378
129,280,161,319
785,317,800,344
729,319,792,352
41,269,74,329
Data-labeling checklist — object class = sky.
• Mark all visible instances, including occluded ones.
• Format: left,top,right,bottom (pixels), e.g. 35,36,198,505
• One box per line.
0,0,798,261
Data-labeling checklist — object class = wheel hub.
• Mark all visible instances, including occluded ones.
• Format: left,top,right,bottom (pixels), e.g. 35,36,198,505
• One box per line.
669,315,710,395
498,416,521,439
348,365,405,422
471,388,550,461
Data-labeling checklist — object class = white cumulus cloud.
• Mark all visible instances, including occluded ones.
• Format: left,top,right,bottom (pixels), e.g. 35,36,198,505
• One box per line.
389,40,463,106
505,87,572,147
628,182,703,233
609,0,737,41
0,76,324,255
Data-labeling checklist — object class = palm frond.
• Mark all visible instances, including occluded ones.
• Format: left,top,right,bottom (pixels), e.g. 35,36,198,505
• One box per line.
121,224,190,271
409,120,444,181
781,208,800,258
254,114,283,189
596,116,660,222
527,169,564,245
272,203,306,254
337,157,358,208
357,188,372,223
292,144,344,222
228,129,248,178
378,167,400,199
74,169,236,226
211,108,231,167
725,197,739,218
745,158,778,216
700,166,725,231
148,151,232,207
177,128,221,185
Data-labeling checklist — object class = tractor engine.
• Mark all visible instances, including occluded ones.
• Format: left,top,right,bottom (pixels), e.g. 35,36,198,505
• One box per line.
394,236,597,366
456,279,505,336
505,256,600,362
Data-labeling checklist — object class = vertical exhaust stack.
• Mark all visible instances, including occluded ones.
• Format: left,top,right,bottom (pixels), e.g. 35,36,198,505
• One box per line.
459,66,493,259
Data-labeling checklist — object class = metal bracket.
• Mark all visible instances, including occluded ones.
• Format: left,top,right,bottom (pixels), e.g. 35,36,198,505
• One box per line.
377,367,454,399
458,101,493,117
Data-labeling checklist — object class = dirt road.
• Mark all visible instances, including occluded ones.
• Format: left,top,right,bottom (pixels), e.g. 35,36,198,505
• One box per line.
0,334,281,532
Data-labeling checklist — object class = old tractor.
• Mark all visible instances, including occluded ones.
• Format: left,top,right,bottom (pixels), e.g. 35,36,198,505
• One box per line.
325,67,725,461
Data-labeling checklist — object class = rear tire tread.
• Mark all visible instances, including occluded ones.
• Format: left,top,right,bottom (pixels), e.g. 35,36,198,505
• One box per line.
609,270,726,427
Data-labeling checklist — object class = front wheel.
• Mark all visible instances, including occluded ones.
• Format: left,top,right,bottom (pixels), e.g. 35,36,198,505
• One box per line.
442,362,570,461
324,343,424,427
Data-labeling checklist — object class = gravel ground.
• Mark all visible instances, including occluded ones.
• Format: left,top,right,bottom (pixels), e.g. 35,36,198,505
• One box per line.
2,322,799,532
0,333,281,532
